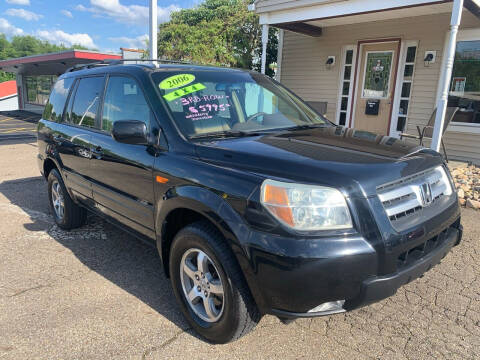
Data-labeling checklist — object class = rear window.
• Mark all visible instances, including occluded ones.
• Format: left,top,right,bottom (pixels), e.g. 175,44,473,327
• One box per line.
43,77,74,122
151,70,327,138
68,76,104,128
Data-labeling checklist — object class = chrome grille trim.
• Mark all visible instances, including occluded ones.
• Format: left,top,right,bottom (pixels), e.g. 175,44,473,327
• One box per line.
377,166,452,222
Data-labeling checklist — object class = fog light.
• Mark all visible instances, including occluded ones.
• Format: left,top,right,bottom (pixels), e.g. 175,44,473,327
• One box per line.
308,300,345,314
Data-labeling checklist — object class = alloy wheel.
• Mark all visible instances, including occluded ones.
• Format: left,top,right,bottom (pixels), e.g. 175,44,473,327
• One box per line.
51,180,65,220
180,248,225,323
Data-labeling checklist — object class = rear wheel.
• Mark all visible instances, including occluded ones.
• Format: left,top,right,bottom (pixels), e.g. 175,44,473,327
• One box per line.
47,169,86,230
169,221,260,343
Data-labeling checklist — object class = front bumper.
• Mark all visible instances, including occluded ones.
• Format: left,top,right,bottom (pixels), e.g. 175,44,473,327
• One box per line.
241,214,462,318
343,225,461,312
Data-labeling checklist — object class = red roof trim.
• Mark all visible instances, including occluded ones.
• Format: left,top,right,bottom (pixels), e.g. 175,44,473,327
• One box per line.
74,51,122,60
0,50,121,67
0,80,17,98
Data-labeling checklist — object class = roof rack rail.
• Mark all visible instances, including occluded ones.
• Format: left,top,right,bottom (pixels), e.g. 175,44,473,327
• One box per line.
65,58,201,73
104,58,197,66
66,61,110,73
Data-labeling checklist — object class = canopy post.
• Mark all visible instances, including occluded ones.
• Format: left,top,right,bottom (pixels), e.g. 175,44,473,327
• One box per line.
261,24,269,74
431,0,463,152
149,0,158,67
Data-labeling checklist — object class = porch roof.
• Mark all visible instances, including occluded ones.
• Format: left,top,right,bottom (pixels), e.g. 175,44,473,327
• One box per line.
254,0,480,36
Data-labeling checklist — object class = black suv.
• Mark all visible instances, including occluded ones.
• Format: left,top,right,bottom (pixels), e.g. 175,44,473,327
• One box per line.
37,62,462,343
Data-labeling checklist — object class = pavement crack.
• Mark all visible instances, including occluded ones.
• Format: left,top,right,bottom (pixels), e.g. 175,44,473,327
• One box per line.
141,327,191,360
8,284,50,297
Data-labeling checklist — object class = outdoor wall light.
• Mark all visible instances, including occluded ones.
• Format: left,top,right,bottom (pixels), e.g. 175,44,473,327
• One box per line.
424,51,436,66
326,56,336,68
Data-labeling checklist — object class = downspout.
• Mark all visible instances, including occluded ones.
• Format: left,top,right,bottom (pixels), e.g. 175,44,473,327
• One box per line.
431,0,464,152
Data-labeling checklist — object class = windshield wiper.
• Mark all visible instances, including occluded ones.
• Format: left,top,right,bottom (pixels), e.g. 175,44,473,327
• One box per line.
189,130,264,140
284,124,329,131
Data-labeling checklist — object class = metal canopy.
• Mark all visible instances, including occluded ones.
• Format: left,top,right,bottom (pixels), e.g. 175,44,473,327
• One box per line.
0,50,121,76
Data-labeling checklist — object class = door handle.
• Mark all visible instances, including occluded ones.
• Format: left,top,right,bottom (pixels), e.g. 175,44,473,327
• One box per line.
91,146,103,159
53,134,64,143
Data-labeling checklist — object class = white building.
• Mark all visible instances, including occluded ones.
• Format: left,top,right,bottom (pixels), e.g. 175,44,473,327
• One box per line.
0,80,18,111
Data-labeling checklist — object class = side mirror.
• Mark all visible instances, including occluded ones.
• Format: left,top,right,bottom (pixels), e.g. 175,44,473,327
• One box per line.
111,120,148,145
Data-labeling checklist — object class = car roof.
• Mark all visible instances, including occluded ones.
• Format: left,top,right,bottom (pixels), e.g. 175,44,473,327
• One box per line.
60,63,251,80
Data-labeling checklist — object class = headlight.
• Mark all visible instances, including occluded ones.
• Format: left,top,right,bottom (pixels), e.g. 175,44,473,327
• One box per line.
260,179,353,231
436,166,453,196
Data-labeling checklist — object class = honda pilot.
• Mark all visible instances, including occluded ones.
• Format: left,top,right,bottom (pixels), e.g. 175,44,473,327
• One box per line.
37,62,462,343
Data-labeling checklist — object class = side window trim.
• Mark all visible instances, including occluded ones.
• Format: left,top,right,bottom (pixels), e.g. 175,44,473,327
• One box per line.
60,77,76,123
98,74,110,132
63,78,78,123
95,75,107,130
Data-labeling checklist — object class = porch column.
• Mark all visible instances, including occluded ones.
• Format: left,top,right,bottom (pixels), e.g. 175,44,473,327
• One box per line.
149,0,158,66
431,0,464,152
261,24,269,74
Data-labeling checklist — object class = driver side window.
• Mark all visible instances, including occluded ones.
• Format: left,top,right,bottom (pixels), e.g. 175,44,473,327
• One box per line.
102,76,151,132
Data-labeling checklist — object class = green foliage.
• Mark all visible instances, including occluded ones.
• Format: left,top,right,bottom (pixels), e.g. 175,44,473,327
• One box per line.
453,52,480,92
0,34,90,82
157,0,277,77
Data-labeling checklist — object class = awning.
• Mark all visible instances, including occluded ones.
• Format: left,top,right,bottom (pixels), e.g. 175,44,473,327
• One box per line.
0,50,121,76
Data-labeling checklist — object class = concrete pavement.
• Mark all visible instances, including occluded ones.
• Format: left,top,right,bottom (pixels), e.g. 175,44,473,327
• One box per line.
0,111,39,141
0,140,479,359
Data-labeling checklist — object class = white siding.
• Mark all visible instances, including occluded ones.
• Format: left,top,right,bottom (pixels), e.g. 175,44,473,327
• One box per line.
280,11,480,163
0,96,18,111
443,132,480,165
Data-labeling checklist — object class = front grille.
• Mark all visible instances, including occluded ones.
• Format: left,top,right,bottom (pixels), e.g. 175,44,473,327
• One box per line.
377,166,452,223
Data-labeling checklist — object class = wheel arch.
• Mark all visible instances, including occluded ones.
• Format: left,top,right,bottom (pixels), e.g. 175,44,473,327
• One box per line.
156,185,246,275
43,157,58,179
156,185,268,312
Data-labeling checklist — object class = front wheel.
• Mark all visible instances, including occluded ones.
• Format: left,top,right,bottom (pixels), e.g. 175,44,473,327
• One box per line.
169,221,260,343
47,169,86,230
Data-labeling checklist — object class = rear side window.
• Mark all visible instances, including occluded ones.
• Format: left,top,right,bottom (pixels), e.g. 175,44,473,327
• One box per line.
69,76,104,128
43,77,74,122
101,76,151,132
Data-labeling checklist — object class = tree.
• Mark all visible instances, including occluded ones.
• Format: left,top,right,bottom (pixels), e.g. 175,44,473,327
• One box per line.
157,0,277,77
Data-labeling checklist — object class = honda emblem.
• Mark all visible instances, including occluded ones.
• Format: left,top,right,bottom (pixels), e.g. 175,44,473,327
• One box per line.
420,183,433,206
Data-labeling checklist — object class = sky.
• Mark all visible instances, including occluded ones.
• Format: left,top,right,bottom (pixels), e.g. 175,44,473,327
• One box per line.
0,0,199,53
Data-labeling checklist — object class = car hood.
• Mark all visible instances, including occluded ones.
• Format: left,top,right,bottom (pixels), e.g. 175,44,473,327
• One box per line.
194,126,444,197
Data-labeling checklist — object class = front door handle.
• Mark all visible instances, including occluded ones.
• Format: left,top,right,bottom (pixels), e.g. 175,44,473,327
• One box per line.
53,134,64,143
91,146,103,159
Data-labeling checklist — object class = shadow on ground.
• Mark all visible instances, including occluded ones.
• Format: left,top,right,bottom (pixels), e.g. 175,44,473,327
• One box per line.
0,175,194,336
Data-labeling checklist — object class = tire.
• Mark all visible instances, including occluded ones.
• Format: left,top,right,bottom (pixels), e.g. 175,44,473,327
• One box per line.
47,169,86,230
169,221,261,343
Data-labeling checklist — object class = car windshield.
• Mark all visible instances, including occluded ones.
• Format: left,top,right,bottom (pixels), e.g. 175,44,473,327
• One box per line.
151,69,329,139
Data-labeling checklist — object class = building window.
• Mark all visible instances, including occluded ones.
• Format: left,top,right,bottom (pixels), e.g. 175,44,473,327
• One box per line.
396,45,417,132
448,40,480,125
25,75,57,105
362,51,393,99
337,48,355,126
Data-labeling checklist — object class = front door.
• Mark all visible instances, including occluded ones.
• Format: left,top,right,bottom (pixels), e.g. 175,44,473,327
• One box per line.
353,41,399,135
88,75,156,239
